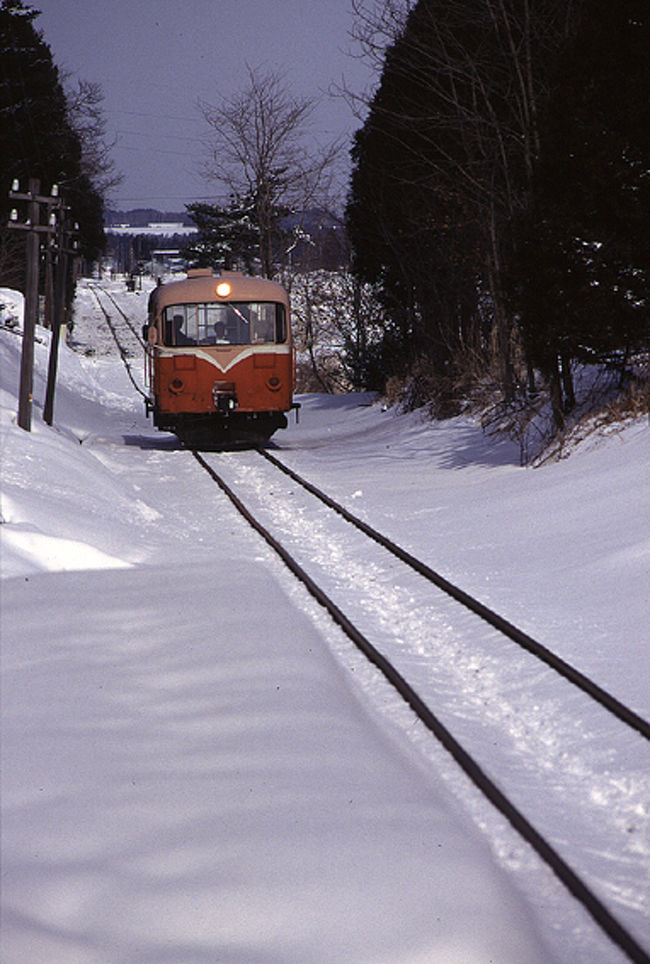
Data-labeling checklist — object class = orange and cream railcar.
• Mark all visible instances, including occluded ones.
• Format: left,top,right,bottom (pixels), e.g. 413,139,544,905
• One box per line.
143,269,296,445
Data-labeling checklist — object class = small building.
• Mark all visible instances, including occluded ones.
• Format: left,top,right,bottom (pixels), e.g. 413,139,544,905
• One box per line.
150,249,187,275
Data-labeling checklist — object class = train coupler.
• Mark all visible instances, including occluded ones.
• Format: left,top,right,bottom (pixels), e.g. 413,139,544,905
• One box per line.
212,381,238,414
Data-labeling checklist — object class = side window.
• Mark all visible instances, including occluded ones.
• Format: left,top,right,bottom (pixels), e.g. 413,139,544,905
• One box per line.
275,304,287,344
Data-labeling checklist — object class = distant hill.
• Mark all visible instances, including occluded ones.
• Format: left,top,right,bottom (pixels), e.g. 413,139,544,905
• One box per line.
104,208,342,231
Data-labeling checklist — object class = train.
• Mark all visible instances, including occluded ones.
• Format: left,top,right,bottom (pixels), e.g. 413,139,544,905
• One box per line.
143,269,297,446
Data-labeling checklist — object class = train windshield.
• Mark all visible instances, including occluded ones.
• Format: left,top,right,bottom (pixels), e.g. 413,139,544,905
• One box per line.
162,301,287,347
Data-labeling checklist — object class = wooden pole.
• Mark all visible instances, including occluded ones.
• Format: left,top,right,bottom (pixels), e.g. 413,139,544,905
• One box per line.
43,235,68,426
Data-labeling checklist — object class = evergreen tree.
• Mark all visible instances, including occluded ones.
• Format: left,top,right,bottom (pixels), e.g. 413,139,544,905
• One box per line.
184,194,263,273
0,0,104,281
509,0,650,421
347,13,483,391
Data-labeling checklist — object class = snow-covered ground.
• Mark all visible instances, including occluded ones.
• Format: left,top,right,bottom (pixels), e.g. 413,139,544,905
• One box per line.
1,279,648,963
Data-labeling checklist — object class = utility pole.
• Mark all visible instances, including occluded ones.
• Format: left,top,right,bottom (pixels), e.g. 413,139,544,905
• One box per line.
44,213,78,426
8,178,59,431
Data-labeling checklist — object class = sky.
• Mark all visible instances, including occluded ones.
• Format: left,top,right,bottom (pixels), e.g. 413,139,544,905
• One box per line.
32,0,377,212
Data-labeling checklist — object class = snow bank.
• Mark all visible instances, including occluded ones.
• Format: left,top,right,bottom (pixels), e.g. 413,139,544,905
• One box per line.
3,563,548,963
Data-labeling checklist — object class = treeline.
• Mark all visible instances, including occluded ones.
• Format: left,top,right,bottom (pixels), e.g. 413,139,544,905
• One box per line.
346,0,650,431
0,0,115,302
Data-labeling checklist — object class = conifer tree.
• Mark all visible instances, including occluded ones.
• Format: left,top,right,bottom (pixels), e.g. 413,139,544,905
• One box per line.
509,0,650,422
184,196,258,272
0,0,104,280
184,191,288,275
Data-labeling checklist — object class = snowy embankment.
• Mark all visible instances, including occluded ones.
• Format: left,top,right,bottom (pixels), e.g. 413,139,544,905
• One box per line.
1,279,648,963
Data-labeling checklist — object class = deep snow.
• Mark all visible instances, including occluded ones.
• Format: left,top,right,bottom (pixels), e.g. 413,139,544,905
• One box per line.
1,279,648,963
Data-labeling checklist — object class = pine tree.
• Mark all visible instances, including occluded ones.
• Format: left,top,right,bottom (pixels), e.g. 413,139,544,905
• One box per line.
0,0,104,277
509,0,650,420
184,196,258,272
0,1,75,193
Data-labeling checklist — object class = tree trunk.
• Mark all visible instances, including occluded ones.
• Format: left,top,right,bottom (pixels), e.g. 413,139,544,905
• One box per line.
560,353,575,412
549,356,565,431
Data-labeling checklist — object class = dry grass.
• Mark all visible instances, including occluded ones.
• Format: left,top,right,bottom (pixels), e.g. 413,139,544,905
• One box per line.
381,354,649,466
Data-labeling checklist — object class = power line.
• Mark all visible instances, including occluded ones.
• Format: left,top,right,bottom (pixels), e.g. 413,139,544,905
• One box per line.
114,144,203,158
105,108,204,124
110,194,225,203
115,128,204,143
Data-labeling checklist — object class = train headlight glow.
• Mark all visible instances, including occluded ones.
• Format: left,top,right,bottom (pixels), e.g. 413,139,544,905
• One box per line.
216,281,231,298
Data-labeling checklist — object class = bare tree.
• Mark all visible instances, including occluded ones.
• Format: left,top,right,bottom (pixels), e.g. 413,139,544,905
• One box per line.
349,0,414,69
64,78,123,201
198,66,341,277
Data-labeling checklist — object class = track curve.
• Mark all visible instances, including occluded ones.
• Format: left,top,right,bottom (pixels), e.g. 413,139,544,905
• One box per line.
192,448,650,964
87,283,149,402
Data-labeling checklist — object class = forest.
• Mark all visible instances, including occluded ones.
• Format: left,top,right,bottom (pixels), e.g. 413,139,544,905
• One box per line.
345,0,649,451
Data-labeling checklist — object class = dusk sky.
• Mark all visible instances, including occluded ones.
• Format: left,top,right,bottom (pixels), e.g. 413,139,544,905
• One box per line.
33,0,377,211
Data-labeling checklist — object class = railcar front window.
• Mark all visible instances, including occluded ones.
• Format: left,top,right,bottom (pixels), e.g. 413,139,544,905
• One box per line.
163,302,286,346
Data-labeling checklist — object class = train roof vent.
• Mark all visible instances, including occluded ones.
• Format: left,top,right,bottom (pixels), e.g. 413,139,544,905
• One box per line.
186,268,214,278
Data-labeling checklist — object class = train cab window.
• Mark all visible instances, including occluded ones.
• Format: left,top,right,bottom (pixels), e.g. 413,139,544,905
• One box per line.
163,301,287,346
226,304,251,343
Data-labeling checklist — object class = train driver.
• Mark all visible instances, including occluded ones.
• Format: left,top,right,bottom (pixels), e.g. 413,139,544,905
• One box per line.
173,314,194,346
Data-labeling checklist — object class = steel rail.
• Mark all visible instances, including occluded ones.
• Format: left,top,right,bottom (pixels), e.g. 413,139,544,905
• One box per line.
88,285,149,403
90,283,146,348
257,447,650,742
193,449,649,964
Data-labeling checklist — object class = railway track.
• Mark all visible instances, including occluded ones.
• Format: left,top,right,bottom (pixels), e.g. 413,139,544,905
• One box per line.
91,281,649,962
87,283,149,402
257,447,649,739
193,447,650,964
88,282,146,350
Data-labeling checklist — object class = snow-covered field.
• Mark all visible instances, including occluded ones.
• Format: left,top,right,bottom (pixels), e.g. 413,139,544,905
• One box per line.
1,279,648,963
